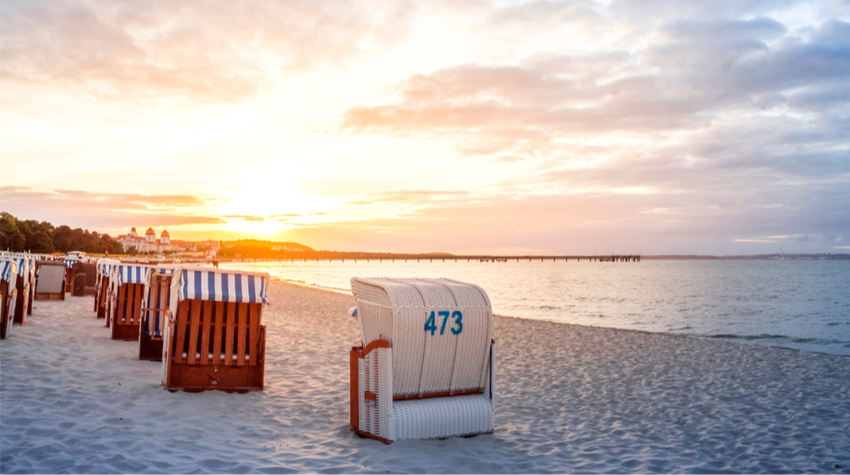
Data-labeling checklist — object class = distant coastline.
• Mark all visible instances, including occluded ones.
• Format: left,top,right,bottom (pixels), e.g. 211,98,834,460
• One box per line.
643,253,850,260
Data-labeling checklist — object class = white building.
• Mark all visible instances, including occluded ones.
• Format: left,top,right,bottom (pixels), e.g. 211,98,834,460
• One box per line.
118,227,172,253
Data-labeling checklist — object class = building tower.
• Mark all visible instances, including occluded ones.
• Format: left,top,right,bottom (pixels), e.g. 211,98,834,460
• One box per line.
160,229,170,245
130,227,138,237
145,227,156,244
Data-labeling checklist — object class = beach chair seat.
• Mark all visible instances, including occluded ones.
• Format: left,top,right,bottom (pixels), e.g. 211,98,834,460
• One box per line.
349,277,495,443
107,264,150,340
139,266,177,361
161,267,269,392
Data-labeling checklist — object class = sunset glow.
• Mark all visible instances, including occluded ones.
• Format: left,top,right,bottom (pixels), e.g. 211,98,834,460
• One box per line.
2,0,849,254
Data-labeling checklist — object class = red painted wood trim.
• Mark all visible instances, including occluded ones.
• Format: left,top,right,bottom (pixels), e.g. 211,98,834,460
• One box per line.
350,346,360,431
355,429,392,445
361,339,390,357
393,387,483,401
364,391,376,401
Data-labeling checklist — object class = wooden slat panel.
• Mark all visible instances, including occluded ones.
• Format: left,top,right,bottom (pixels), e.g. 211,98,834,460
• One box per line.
248,304,259,366
130,284,141,325
213,301,224,365
237,303,247,367
199,301,212,365
225,302,236,366
188,300,201,365
117,285,126,325
173,301,189,364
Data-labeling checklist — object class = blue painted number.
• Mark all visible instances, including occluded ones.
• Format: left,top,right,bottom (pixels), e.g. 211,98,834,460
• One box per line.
451,311,463,335
425,310,463,335
425,311,437,335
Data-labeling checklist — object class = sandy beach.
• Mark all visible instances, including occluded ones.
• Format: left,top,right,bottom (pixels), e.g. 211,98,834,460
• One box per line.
1,281,849,474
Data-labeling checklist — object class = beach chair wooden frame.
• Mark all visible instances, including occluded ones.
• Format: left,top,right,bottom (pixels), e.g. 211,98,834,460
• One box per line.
161,267,269,393
139,268,176,361
94,260,119,318
349,277,495,444
107,264,150,341
35,261,66,301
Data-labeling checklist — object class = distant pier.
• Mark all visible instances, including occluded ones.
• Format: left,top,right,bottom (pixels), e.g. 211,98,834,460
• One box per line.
228,254,642,264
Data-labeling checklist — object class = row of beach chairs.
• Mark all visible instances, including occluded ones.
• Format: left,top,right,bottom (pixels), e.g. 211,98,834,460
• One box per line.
93,261,269,392
4,254,496,443
0,253,69,339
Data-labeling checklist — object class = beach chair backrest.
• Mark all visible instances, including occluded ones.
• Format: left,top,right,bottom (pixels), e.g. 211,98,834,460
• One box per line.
351,277,493,397
35,261,65,294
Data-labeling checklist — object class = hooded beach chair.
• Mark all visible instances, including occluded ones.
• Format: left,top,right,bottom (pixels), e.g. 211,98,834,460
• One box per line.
71,262,97,297
0,259,19,340
161,266,269,392
94,259,120,318
5,256,33,325
349,277,495,444
139,265,177,361
107,263,151,341
35,260,66,301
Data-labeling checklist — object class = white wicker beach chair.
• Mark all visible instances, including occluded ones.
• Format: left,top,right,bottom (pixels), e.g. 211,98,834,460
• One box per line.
349,277,495,443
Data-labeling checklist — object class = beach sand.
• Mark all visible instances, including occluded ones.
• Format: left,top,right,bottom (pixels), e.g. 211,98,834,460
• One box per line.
1,282,849,473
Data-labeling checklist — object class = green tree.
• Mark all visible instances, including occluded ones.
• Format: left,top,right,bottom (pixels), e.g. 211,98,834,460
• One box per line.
23,220,55,253
54,225,73,252
0,212,25,251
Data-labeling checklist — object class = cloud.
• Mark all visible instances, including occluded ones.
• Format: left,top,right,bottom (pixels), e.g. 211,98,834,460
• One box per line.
0,186,221,232
0,0,415,102
347,190,471,206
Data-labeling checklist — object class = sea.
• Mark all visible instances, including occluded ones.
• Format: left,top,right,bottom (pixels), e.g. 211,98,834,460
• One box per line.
221,259,850,356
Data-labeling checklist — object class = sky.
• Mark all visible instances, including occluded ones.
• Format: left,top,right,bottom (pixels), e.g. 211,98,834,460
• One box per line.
1,0,849,255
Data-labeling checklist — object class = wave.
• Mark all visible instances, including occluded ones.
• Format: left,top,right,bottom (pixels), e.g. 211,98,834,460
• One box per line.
708,333,789,341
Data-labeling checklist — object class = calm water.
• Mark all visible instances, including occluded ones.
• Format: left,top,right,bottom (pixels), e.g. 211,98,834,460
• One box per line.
222,259,850,355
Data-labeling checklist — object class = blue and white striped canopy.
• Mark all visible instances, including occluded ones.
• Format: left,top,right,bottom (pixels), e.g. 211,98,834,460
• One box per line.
169,267,269,315
1,259,18,283
110,264,151,286
5,257,34,284
4,254,36,282
97,259,120,276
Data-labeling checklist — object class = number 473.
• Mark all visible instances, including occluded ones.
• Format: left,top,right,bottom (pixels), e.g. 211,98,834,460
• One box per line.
424,310,463,335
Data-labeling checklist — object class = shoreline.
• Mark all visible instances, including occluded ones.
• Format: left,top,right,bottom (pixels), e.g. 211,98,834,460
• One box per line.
1,281,848,473
271,276,850,359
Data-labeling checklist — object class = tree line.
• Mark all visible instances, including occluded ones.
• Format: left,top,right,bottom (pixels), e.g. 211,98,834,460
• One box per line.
0,212,124,255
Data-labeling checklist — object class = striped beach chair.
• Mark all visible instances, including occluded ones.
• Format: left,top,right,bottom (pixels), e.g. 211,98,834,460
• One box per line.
0,259,19,340
35,260,66,301
94,259,120,318
161,266,270,392
139,265,177,361
107,264,151,341
349,277,495,444
3,255,35,325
